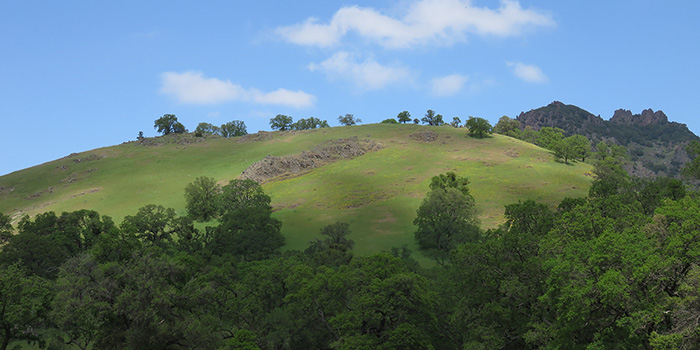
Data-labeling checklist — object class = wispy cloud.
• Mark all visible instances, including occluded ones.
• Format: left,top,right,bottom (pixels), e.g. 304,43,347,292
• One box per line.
276,0,554,49
431,74,468,96
507,62,548,83
159,71,315,108
308,52,413,90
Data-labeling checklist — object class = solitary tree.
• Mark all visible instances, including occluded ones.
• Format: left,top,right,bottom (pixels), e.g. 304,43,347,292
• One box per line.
465,117,493,138
450,117,462,128
338,114,361,126
269,114,293,131
220,120,247,137
397,111,412,124
154,114,186,135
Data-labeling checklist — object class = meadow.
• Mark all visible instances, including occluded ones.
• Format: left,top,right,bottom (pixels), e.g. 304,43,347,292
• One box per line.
0,124,592,256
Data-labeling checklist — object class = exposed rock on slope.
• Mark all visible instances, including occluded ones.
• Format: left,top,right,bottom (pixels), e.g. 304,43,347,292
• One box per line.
516,101,698,177
240,137,383,183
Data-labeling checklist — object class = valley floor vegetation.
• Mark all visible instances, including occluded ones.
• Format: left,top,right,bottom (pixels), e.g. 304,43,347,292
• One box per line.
2,144,700,350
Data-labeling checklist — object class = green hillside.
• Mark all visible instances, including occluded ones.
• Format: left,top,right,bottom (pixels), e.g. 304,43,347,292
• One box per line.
0,124,593,255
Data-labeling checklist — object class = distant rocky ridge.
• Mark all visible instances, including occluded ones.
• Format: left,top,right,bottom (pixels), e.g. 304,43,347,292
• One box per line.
516,101,698,177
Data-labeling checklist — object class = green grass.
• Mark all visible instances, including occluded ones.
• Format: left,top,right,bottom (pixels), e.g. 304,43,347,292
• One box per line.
0,124,593,257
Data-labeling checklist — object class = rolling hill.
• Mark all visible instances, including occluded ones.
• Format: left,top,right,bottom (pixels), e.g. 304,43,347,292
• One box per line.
0,124,593,256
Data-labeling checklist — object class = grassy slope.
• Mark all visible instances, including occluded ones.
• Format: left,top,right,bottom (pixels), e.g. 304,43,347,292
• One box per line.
0,124,592,256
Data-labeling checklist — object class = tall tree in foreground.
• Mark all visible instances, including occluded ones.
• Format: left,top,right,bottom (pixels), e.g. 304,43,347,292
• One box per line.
414,172,480,264
0,263,51,350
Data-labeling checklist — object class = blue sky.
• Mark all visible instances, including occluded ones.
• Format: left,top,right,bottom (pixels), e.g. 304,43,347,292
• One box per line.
2,1,699,176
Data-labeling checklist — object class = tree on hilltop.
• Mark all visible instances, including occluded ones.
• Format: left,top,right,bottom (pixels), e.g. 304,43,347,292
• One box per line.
154,114,186,135
270,114,293,131
397,111,412,124
220,120,247,137
338,114,361,126
466,116,493,138
421,110,444,126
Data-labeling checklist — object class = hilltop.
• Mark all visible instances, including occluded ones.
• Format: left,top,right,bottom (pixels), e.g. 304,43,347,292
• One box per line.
0,124,592,256
516,101,699,177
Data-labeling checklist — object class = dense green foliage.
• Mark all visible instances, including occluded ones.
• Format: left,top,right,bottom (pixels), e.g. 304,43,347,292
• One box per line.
2,161,700,349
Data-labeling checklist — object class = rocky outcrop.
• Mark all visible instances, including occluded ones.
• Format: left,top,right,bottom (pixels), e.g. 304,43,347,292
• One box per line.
240,137,383,183
610,108,668,126
515,101,698,178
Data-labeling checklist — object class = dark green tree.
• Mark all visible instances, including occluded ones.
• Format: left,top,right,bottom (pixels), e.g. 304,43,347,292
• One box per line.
220,179,271,215
208,206,283,261
397,111,412,124
269,114,293,131
220,120,247,137
414,186,480,264
120,204,177,245
465,116,493,138
52,249,220,349
184,176,221,221
154,114,186,135
450,116,462,128
380,118,399,124
338,114,361,126
305,222,355,267
0,263,51,350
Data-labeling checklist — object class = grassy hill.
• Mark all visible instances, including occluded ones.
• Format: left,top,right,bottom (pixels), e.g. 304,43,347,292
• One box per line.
0,124,593,256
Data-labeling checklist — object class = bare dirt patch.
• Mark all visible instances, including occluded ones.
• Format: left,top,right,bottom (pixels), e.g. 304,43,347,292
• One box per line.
240,137,383,183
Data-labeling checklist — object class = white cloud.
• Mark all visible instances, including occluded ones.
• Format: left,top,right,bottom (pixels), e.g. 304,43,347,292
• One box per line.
431,74,468,96
159,71,315,108
276,0,554,49
308,52,412,90
507,62,548,83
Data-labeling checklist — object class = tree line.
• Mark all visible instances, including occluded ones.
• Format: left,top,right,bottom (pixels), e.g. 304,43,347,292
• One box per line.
3,141,700,348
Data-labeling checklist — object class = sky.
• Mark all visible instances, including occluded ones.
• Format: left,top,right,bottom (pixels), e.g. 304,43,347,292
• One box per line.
1,0,699,176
